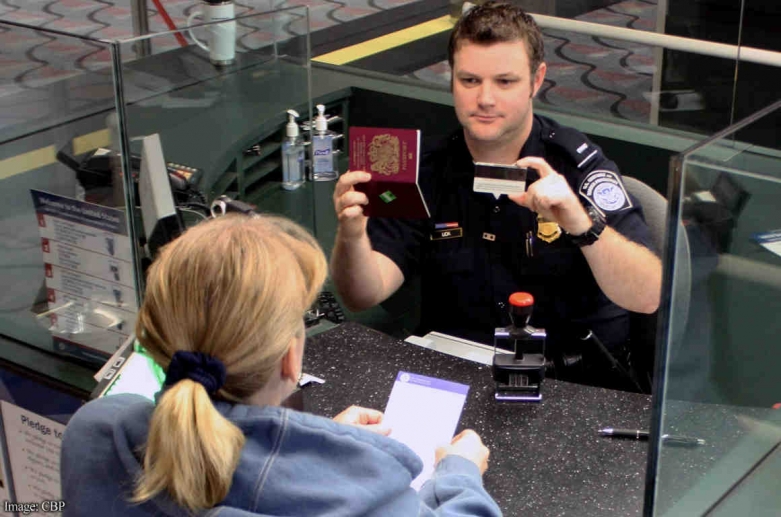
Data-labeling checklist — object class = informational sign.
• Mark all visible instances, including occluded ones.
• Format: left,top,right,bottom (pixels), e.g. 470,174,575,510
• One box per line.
0,401,67,515
0,422,11,503
31,190,137,357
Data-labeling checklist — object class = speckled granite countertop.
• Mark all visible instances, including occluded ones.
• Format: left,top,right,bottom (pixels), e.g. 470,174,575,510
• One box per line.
301,322,652,516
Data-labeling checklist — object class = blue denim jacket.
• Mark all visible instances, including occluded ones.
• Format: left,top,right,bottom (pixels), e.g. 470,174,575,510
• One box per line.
61,394,501,516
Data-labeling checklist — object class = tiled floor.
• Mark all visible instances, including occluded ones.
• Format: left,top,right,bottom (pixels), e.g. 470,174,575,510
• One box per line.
0,1,419,39
0,0,660,123
0,0,422,95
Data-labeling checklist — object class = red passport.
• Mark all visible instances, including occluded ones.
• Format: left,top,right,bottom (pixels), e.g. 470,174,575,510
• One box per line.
350,126,430,219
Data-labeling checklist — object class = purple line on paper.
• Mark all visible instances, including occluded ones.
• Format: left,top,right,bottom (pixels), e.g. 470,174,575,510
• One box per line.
753,230,781,243
395,371,469,395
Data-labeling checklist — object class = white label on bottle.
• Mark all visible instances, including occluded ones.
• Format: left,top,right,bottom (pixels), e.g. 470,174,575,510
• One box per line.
312,137,333,173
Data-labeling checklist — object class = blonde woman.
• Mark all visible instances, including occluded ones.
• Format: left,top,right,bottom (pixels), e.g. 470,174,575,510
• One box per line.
61,214,500,516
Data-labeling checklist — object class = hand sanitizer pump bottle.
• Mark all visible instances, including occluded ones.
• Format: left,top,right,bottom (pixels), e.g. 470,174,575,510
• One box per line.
281,109,305,191
311,104,337,181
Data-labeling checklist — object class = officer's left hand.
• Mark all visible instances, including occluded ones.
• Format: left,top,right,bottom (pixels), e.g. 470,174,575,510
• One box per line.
510,157,592,235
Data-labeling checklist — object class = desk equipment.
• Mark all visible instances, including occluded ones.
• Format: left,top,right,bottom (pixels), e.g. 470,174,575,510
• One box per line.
56,146,203,202
405,332,494,366
492,292,546,402
91,335,164,401
137,134,184,258
209,195,257,217
305,291,346,327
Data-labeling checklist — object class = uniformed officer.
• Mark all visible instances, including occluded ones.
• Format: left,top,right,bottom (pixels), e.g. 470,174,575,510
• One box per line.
330,1,662,389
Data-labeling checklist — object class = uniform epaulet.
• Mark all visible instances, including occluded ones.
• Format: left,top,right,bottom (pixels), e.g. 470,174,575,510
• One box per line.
538,117,633,213
539,119,603,172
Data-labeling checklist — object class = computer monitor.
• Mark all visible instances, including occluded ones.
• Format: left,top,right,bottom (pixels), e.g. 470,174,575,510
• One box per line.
92,334,164,401
711,172,751,216
138,133,183,257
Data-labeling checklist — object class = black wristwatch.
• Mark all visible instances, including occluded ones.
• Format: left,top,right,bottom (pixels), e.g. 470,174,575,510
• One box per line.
569,205,606,247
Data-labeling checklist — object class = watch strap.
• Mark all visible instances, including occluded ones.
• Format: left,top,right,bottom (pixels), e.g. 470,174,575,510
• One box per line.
569,206,606,247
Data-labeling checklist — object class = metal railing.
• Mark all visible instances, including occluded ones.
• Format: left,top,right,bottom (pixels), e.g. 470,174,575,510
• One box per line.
534,13,781,68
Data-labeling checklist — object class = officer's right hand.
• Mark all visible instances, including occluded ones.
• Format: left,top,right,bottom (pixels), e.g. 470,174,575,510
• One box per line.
333,170,371,240
435,429,490,475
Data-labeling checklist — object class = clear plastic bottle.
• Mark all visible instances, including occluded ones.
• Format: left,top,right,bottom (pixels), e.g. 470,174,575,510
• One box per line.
311,104,337,181
281,109,305,191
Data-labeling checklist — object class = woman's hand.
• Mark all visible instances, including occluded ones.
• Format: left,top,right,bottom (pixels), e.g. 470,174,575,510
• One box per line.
435,429,490,474
333,405,391,436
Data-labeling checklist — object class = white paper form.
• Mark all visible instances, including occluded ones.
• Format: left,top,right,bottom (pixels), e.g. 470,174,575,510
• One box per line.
753,230,781,258
383,371,469,490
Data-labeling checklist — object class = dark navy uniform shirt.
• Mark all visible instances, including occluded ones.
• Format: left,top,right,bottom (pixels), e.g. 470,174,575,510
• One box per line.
367,115,656,353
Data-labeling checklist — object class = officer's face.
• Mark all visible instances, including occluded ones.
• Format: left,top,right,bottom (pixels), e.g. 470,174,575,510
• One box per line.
452,40,546,151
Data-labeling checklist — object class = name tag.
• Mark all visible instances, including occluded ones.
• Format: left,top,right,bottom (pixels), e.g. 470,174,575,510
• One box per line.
431,228,463,241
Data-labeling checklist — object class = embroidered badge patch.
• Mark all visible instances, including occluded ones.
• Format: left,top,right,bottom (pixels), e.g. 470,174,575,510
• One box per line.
578,170,633,212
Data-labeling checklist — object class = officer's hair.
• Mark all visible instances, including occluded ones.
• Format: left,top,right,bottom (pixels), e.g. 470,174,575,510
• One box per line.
132,213,327,512
448,1,545,77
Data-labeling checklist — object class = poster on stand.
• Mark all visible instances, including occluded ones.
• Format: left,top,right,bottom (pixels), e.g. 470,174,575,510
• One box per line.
30,190,137,359
0,420,11,502
0,401,66,514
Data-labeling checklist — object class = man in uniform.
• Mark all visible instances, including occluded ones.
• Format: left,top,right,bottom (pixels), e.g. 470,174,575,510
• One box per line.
330,1,662,389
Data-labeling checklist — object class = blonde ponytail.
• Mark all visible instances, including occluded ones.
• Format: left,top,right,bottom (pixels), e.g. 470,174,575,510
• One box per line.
132,380,245,511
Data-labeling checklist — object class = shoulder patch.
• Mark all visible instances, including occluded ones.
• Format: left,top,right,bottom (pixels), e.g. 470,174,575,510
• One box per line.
579,170,634,213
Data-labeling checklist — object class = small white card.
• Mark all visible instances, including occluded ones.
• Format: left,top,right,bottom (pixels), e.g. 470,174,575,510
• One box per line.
383,371,469,490
753,229,781,258
473,162,527,196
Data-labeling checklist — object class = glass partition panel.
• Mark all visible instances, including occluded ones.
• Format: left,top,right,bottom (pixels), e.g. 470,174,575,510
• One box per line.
660,0,781,142
112,6,313,238
648,98,781,515
0,22,135,363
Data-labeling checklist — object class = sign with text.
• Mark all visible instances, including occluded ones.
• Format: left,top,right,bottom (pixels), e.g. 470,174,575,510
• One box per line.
31,190,137,357
0,401,66,514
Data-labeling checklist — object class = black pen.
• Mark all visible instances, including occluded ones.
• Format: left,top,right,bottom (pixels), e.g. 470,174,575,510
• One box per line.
598,428,706,447
599,428,648,440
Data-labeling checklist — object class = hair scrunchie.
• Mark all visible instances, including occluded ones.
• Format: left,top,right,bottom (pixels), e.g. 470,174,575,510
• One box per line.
164,351,227,394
